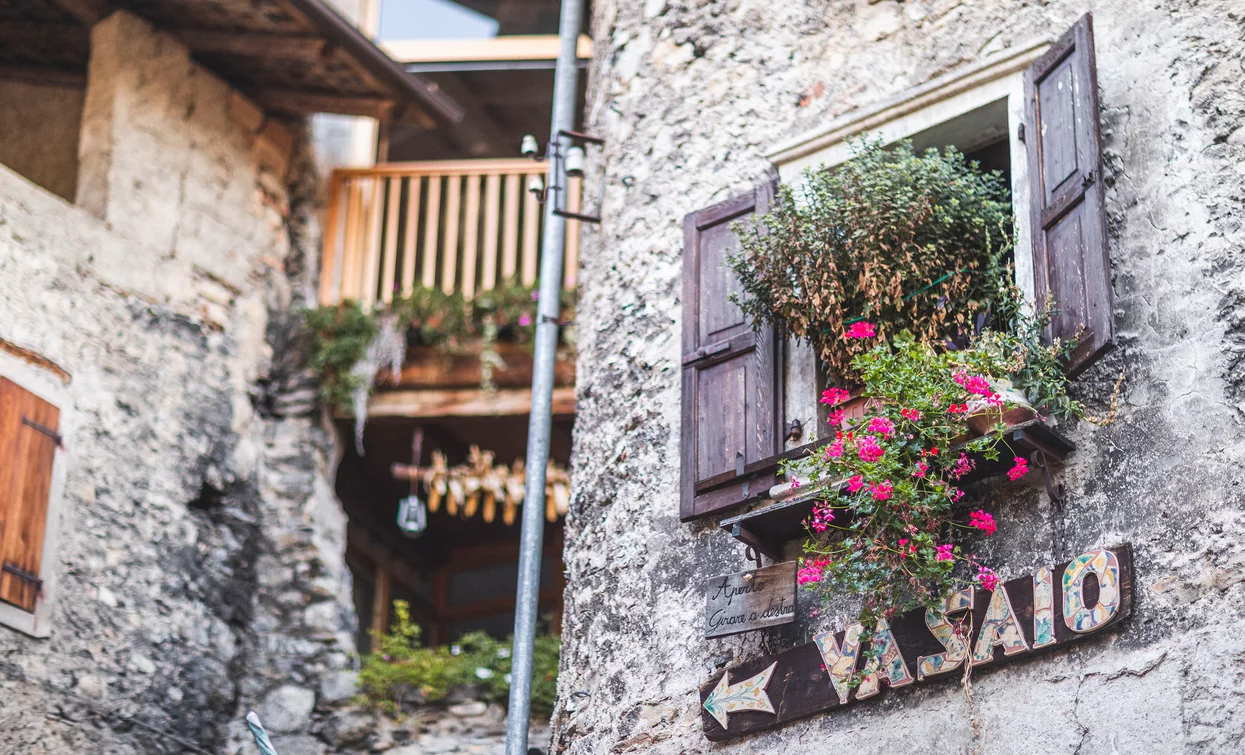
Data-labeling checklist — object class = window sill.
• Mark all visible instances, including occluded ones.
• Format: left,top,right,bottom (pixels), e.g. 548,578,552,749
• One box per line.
719,419,1075,560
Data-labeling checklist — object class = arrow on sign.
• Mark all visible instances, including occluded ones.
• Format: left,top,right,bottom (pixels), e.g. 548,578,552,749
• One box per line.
702,662,778,729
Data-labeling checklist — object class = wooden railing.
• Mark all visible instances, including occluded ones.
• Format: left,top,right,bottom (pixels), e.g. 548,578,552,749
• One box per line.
319,159,581,306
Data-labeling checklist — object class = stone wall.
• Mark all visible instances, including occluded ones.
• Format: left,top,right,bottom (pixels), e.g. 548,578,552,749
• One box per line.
0,10,356,754
559,1,1245,753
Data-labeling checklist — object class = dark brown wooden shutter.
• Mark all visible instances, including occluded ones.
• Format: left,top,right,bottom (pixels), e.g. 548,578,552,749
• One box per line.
0,378,60,613
681,182,782,521
1024,13,1114,375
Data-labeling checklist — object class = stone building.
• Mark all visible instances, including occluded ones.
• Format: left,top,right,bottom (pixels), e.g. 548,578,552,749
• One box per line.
0,1,475,752
556,0,1245,753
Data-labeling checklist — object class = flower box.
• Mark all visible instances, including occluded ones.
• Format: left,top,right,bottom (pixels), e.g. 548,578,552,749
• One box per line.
719,418,1074,560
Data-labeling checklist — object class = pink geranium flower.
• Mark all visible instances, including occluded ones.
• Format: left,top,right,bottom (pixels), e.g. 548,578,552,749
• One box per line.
857,436,884,462
844,322,876,340
798,558,828,585
1007,456,1030,481
866,416,895,438
820,387,851,406
824,441,844,460
809,502,835,533
900,408,921,421
870,480,893,501
969,509,997,536
947,402,969,414
912,461,929,478
935,544,954,562
976,566,1000,591
950,451,975,480
826,408,846,427
846,474,864,493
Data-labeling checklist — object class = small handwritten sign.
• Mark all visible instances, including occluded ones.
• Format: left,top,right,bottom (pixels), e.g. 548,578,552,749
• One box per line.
699,545,1134,740
705,562,797,638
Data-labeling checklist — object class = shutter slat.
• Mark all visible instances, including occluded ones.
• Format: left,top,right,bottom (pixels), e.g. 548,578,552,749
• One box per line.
1024,13,1114,375
0,378,59,613
680,182,782,521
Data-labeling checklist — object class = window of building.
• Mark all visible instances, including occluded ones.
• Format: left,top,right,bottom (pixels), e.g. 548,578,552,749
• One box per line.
0,348,72,638
766,44,1047,449
680,17,1114,524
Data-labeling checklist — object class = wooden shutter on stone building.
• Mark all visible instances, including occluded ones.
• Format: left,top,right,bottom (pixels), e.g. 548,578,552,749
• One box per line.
681,183,782,521
0,378,60,613
1024,12,1114,375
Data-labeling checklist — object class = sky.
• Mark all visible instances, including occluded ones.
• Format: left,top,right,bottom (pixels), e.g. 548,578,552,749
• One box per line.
378,0,500,41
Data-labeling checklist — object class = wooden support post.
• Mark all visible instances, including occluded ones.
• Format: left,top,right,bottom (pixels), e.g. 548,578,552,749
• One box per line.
371,566,392,639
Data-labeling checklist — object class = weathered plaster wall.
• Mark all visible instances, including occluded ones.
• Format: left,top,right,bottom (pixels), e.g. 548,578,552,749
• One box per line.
0,80,84,202
559,1,1245,753
0,10,356,754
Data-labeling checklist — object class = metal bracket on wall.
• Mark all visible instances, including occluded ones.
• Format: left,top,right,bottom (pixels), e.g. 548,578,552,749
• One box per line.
744,544,764,572
1032,450,1065,510
2,562,42,591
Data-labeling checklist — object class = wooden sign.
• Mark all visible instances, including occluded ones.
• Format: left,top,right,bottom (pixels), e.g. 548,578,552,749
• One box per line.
705,562,797,638
700,546,1134,740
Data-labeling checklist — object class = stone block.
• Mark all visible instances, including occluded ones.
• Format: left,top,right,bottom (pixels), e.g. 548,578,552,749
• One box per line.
259,685,317,734
268,734,327,755
321,708,374,747
319,670,359,706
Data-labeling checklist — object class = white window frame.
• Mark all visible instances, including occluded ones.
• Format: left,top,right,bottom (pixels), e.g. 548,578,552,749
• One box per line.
764,41,1052,441
0,346,73,638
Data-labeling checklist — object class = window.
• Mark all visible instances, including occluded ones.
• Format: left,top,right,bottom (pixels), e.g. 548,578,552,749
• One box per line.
680,15,1112,521
0,347,71,638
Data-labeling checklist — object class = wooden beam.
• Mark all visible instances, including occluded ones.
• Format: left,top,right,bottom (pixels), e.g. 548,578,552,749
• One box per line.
442,588,560,623
376,344,575,390
370,566,391,638
361,386,576,419
48,0,111,25
382,34,593,64
0,64,86,89
181,31,328,60
253,88,397,119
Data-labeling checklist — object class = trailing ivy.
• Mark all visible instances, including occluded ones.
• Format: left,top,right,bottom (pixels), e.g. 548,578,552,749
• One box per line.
358,600,560,719
729,139,1013,384
305,302,379,411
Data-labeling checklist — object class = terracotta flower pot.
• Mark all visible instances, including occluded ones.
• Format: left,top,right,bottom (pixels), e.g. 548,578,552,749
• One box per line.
829,392,885,430
965,383,1035,436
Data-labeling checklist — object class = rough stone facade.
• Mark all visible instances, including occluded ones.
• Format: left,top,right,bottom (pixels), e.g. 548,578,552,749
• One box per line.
559,1,1245,753
0,11,356,754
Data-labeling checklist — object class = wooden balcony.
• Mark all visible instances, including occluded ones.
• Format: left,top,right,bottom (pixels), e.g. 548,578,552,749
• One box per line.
318,158,581,307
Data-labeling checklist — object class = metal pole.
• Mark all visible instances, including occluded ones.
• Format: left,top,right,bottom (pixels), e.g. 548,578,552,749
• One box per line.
506,0,584,751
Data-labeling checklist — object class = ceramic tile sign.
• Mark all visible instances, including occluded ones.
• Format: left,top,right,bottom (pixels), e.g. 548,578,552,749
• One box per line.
705,561,798,638
700,545,1134,740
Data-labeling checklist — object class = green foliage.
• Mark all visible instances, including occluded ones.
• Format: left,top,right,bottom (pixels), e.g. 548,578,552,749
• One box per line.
974,280,1084,420
390,287,472,347
359,601,561,720
305,302,378,411
794,332,1055,652
304,282,577,409
729,139,1013,383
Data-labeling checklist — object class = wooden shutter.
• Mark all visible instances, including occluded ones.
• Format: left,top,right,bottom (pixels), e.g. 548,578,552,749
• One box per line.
0,378,60,613
1024,13,1114,375
681,183,782,521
